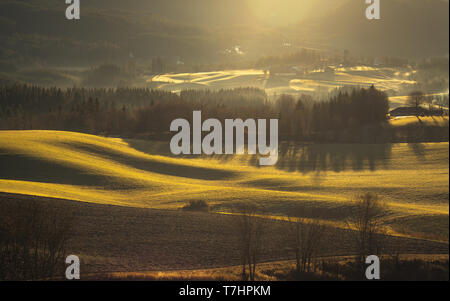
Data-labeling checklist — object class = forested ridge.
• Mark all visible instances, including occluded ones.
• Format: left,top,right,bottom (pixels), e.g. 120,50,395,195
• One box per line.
0,84,396,142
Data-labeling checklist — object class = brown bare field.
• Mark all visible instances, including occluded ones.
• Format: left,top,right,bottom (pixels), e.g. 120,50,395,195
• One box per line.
1,192,447,278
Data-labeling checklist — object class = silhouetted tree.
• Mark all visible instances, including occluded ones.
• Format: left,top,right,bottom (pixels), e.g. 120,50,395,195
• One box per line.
408,91,425,110
347,193,388,270
0,200,77,280
233,202,265,281
286,209,326,273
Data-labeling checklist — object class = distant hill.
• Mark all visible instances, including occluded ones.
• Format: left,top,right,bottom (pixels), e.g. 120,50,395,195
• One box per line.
82,0,259,26
0,0,222,65
297,0,449,58
0,0,448,67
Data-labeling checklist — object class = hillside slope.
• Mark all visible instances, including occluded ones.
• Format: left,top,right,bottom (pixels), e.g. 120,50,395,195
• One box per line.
0,130,448,241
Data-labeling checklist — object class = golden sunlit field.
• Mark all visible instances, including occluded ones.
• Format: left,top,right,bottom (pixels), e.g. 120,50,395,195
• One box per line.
149,66,418,96
389,116,449,127
389,93,450,109
0,130,448,242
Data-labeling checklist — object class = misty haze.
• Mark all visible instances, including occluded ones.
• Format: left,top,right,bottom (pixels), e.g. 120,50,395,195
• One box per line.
0,0,448,282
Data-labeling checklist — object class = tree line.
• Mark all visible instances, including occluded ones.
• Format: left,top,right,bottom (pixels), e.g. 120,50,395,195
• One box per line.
0,84,390,141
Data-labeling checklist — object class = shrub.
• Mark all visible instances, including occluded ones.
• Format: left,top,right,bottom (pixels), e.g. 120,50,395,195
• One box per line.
182,200,210,212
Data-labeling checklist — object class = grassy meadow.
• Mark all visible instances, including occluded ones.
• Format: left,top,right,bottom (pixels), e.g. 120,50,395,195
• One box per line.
0,130,448,242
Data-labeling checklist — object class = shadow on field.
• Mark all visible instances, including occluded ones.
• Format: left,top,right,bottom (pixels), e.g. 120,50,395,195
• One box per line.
408,143,426,160
207,143,394,174
0,151,114,187
60,141,239,181
164,141,394,176
274,143,393,174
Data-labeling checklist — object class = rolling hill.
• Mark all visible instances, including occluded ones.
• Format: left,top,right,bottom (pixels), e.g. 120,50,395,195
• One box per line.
0,130,448,241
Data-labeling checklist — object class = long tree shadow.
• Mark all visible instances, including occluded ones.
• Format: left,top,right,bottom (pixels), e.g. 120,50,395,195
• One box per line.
408,143,426,160
124,137,394,176
273,143,393,174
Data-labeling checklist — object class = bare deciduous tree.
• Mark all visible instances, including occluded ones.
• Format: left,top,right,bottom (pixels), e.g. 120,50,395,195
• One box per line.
0,200,76,280
408,91,425,110
286,209,326,273
233,202,265,281
347,192,388,267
